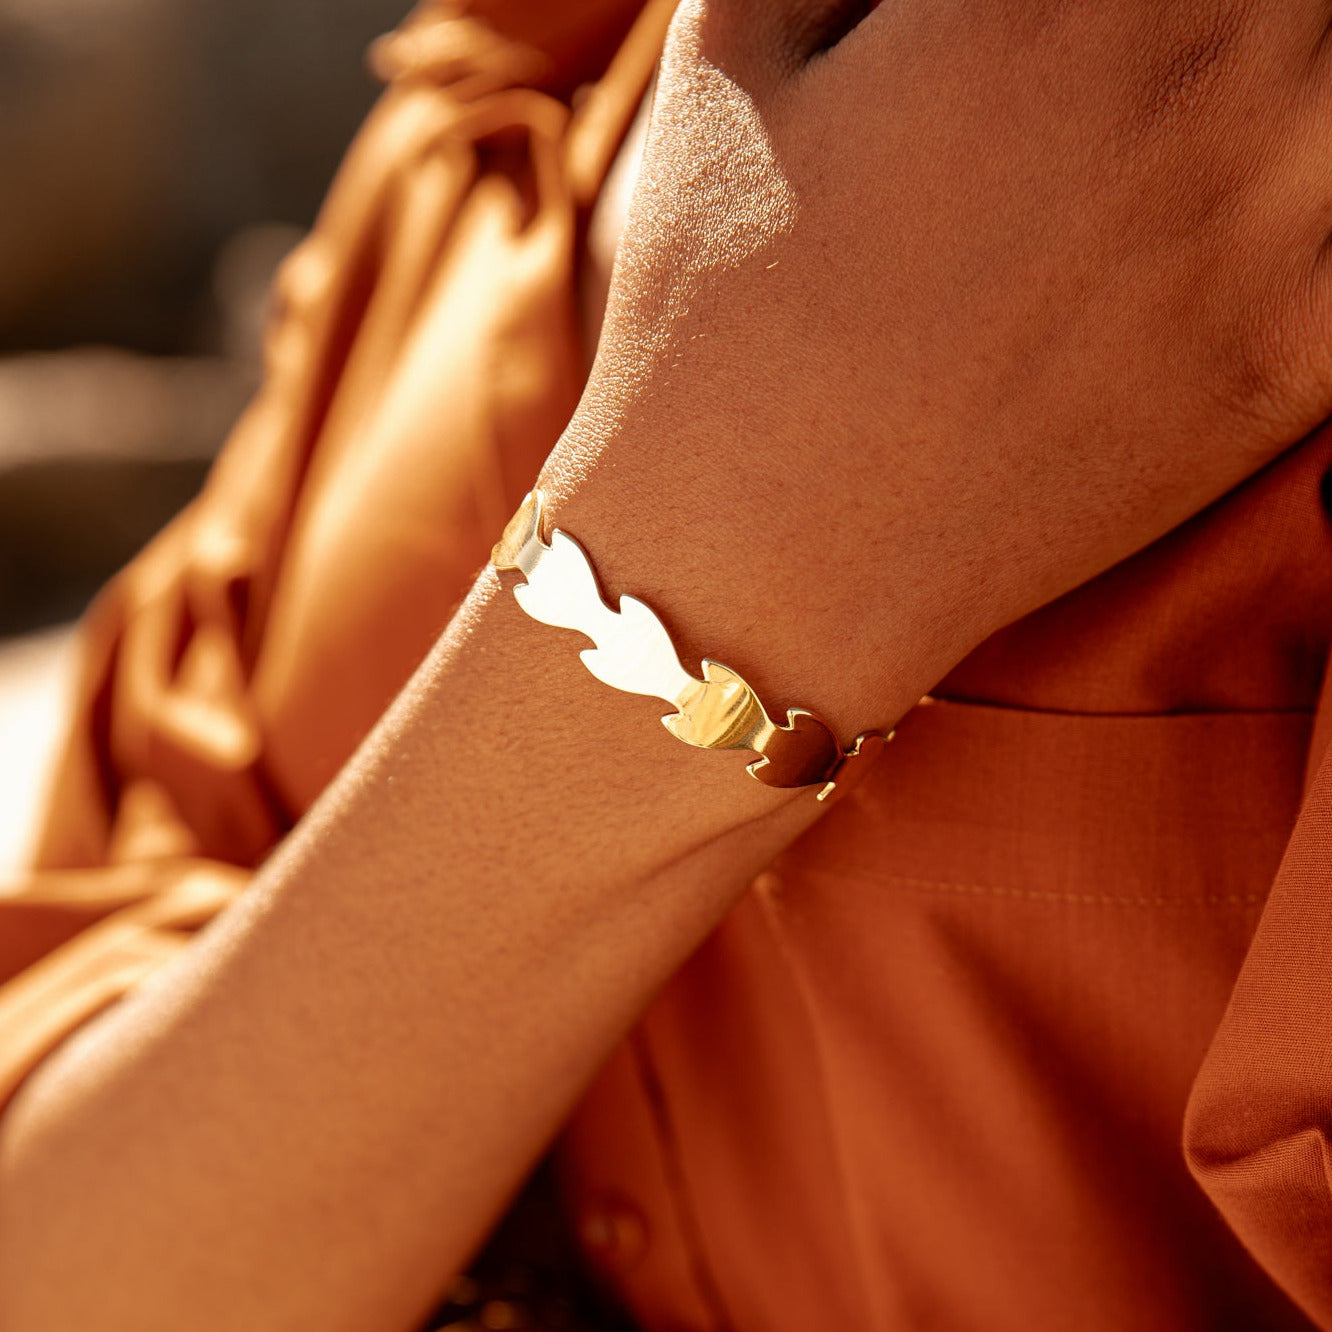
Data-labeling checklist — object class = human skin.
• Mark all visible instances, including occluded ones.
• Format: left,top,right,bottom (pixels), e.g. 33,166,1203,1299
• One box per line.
6,1,1332,1329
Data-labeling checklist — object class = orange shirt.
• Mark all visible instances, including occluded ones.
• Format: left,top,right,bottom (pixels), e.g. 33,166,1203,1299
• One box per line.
3,3,1332,1327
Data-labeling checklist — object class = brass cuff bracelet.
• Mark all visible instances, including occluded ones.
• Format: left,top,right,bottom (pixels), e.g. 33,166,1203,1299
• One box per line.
491,490,890,801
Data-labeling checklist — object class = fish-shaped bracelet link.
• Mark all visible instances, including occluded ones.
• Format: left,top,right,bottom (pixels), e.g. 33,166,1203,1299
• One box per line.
491,490,889,800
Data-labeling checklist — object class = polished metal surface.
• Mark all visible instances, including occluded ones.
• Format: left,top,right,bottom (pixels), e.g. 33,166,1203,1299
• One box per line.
492,490,888,798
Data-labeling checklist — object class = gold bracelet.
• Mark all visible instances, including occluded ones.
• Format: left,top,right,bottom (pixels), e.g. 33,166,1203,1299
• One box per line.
491,490,890,801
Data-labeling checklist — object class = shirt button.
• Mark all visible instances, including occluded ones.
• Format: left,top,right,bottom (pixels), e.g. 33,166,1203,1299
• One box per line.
577,1193,649,1273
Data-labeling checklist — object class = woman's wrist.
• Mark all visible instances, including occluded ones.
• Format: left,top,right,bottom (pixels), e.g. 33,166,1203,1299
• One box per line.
537,412,983,745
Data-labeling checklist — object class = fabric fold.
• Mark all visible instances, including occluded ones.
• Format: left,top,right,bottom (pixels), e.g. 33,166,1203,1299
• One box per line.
1186,740,1332,1328
0,0,662,1114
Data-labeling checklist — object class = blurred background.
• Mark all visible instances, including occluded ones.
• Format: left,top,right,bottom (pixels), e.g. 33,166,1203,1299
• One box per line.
0,0,411,872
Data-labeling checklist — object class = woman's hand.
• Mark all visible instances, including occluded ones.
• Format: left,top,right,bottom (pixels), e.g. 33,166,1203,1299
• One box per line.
552,0,1332,731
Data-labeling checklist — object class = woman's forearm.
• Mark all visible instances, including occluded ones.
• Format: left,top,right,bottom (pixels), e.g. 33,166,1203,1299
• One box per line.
0,461,933,1332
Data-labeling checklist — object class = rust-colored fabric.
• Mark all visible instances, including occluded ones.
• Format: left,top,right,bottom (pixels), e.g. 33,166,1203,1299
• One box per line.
0,0,667,1105
7,3,1332,1328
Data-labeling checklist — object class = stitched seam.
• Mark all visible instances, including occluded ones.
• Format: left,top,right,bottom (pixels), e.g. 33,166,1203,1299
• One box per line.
793,868,1268,908
920,697,1315,721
